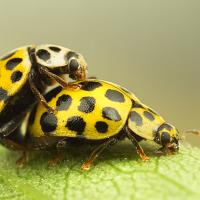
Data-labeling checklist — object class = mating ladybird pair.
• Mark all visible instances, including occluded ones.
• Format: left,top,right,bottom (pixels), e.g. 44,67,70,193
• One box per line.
0,45,179,170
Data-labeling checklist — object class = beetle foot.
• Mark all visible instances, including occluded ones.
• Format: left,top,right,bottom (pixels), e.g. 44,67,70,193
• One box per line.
16,151,29,168
67,84,81,91
81,162,92,171
48,153,65,167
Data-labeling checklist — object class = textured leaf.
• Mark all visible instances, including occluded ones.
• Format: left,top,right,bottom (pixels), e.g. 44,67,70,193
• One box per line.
0,141,199,200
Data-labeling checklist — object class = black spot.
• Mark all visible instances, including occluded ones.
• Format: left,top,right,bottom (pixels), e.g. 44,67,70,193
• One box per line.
11,71,23,83
29,105,37,124
6,58,22,70
133,103,144,108
102,107,121,121
69,59,79,72
36,49,51,61
56,94,72,111
130,111,143,126
80,81,102,91
49,46,61,52
144,111,155,121
40,112,58,133
0,87,8,101
1,51,16,60
66,116,86,134
95,121,108,133
45,86,62,102
66,51,79,60
158,123,173,132
105,89,125,103
78,97,95,113
161,132,171,145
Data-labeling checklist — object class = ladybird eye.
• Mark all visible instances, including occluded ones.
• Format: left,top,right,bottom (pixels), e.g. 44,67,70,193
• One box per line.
69,59,79,73
161,132,170,145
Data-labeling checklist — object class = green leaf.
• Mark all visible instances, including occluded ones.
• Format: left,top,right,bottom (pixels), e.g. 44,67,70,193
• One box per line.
0,141,199,200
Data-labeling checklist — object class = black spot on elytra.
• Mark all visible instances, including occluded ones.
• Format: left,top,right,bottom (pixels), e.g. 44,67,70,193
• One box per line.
105,89,125,103
49,46,61,52
78,96,95,113
69,59,79,72
45,86,62,102
161,132,171,145
80,81,102,91
102,107,121,121
143,111,155,121
130,111,143,126
6,58,22,70
0,87,8,101
11,71,23,83
66,116,86,134
40,112,58,133
133,103,144,108
1,51,16,60
56,94,72,111
29,105,37,124
95,121,108,133
36,49,51,61
66,51,79,60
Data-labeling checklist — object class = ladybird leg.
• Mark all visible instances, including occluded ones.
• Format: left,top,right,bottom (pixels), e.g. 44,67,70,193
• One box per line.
29,75,54,114
81,137,118,171
39,66,81,90
126,128,150,161
48,139,67,167
16,151,29,168
0,138,29,167
0,112,26,138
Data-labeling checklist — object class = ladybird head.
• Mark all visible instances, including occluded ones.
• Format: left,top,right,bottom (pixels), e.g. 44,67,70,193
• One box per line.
68,53,87,81
154,123,179,152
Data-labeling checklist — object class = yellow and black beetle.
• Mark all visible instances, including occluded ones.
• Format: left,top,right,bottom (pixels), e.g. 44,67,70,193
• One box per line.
1,80,179,170
0,44,87,138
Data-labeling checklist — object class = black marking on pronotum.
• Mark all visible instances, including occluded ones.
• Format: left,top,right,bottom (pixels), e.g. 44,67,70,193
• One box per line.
0,87,8,101
105,89,125,103
130,111,143,126
45,86,62,102
11,71,23,83
1,51,16,60
161,132,171,145
157,123,173,132
143,111,155,121
40,112,58,133
6,58,22,70
56,94,72,111
36,49,51,61
95,121,108,133
78,96,96,113
80,81,102,91
66,51,79,60
102,107,121,121
66,116,86,134
49,46,61,52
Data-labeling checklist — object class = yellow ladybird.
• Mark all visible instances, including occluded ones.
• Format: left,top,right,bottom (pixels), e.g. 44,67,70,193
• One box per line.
0,44,87,138
2,79,179,170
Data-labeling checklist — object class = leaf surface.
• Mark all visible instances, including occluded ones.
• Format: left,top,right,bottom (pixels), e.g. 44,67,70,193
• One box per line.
0,141,199,200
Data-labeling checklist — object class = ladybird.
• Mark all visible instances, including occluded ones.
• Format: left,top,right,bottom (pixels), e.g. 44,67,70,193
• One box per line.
0,44,87,138
1,80,179,170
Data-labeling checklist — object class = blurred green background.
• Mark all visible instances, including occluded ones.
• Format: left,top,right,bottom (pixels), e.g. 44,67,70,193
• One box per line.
0,0,199,146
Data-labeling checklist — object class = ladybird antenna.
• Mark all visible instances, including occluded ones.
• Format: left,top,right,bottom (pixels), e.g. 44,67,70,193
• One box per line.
184,129,200,136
